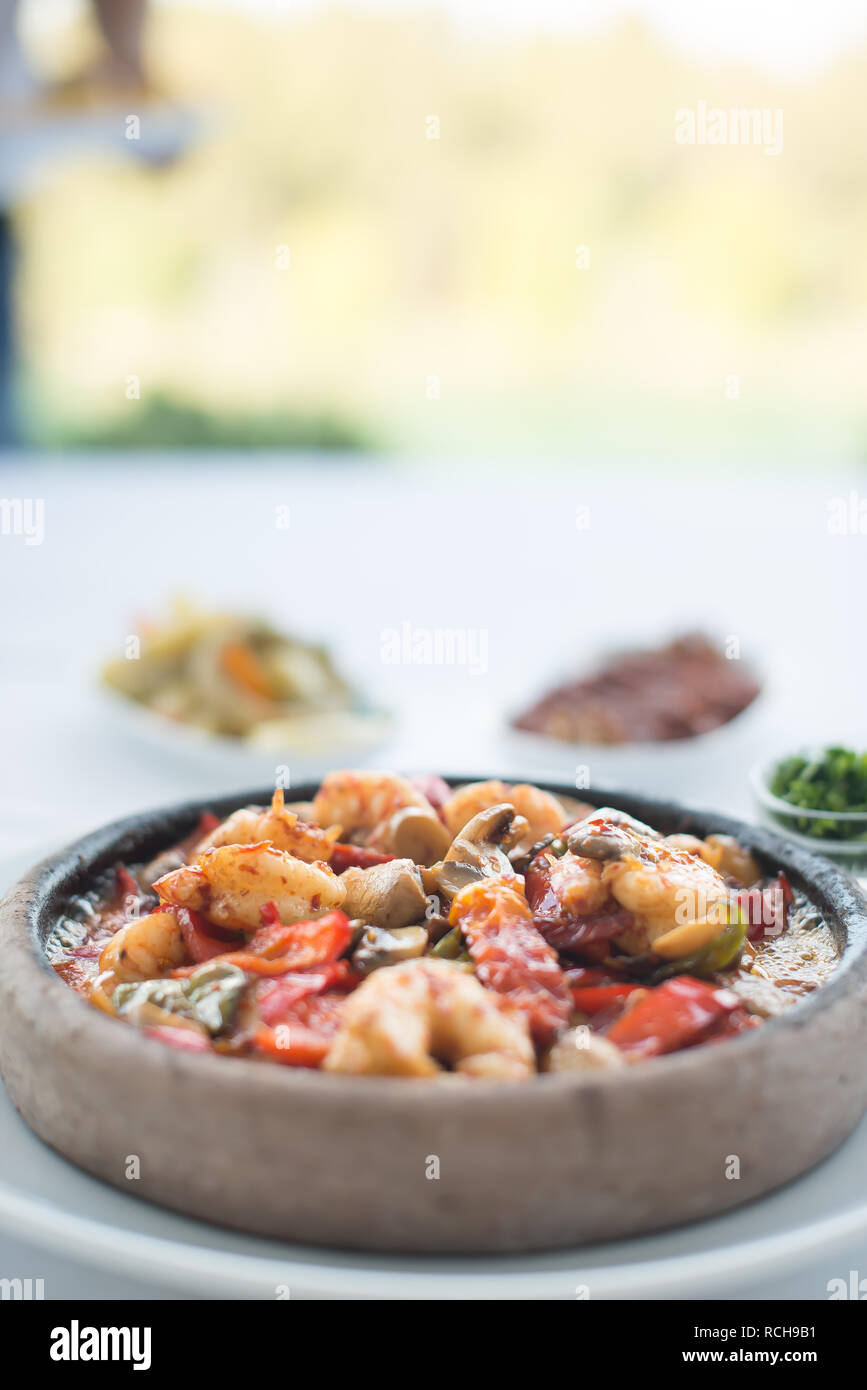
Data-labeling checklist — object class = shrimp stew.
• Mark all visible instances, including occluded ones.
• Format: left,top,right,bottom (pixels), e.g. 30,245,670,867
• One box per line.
48,773,840,1078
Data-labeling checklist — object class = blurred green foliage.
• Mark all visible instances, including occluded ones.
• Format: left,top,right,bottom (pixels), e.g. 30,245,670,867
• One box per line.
14,7,867,463
30,392,372,450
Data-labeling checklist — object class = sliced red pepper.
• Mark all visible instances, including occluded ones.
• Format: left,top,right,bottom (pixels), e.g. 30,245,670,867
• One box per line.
201,952,307,977
736,873,793,942
252,990,347,1068
52,959,94,993
524,859,561,919
253,1023,332,1068
450,876,571,1046
699,1005,760,1044
329,843,395,873
605,976,741,1058
564,965,647,988
256,961,357,1024
257,973,330,1024
115,864,142,902
409,774,452,820
141,1025,212,1054
570,983,644,1016
292,990,348,1033
526,854,633,960
245,909,352,967
172,810,221,861
564,967,612,988
169,904,243,963
66,939,105,959
174,928,354,984
536,908,635,958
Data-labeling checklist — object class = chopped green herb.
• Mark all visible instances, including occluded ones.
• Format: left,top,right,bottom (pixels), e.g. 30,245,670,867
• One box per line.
769,747,867,840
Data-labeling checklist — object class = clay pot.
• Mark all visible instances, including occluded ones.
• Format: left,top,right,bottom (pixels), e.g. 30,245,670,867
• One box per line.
1,780,865,1253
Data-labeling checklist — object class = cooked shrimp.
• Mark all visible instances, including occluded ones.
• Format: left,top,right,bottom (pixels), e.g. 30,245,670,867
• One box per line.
154,842,345,933
610,857,732,956
443,780,567,849
323,957,534,1078
663,833,719,863
311,771,433,851
195,788,340,862
663,833,761,888
572,814,732,956
545,1028,626,1073
541,851,609,917
98,910,187,983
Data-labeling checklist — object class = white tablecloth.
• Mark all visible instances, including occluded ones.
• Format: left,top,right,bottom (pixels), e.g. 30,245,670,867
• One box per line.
1,451,864,1298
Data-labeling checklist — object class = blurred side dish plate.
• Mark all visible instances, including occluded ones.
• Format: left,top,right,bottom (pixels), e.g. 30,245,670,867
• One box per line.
752,746,867,873
100,599,390,759
504,633,765,798
513,633,760,745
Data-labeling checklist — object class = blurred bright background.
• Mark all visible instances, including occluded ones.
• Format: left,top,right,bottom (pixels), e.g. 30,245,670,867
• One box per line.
2,0,867,465
0,0,865,850
1,4,867,1302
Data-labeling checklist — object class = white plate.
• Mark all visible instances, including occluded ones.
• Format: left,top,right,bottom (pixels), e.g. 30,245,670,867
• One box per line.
95,685,393,783
1,1076,866,1300
498,693,771,808
2,842,866,1301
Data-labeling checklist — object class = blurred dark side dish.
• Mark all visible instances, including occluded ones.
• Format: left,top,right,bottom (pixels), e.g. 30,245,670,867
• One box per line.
514,634,760,744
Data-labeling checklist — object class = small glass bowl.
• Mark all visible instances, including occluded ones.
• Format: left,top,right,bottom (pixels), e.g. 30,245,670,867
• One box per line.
750,752,867,877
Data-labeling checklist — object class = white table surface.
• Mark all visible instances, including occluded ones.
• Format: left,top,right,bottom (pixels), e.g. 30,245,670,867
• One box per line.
0,451,865,1298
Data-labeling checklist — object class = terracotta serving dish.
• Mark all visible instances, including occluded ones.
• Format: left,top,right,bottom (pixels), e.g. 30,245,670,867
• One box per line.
1,779,866,1255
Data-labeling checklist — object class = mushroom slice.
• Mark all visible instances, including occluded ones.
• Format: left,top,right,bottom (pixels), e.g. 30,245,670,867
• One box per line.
352,924,429,975
432,804,529,899
565,807,661,861
339,858,428,930
387,805,452,866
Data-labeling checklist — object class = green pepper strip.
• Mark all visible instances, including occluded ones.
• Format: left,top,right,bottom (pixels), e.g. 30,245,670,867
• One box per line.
650,908,747,983
430,924,464,959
